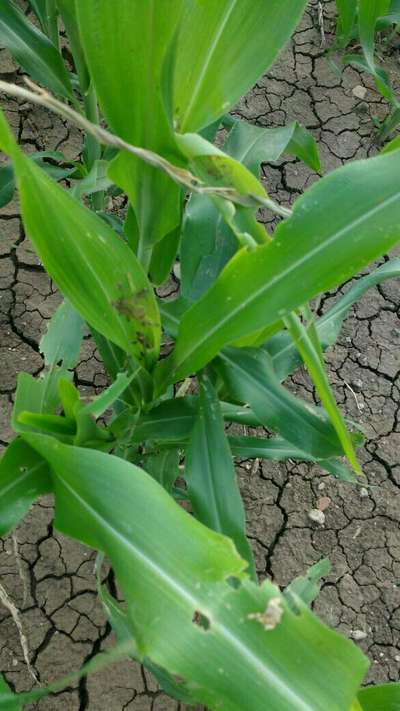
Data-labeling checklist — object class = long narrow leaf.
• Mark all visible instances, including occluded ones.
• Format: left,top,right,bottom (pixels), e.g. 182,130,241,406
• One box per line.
358,682,400,710
157,149,400,388
40,299,84,370
186,375,255,576
217,347,352,460
266,258,400,382
225,120,320,175
174,0,309,133
283,313,360,473
336,0,357,47
0,110,161,369
23,434,367,711
0,438,51,536
0,0,73,99
131,397,261,445
57,0,90,92
76,0,183,257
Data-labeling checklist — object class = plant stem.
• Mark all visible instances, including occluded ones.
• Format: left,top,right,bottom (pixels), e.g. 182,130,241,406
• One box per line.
137,241,153,273
83,85,104,212
0,80,291,218
45,0,59,50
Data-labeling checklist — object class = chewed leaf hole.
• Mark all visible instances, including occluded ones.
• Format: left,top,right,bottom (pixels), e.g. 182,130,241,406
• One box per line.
226,576,242,590
192,610,210,631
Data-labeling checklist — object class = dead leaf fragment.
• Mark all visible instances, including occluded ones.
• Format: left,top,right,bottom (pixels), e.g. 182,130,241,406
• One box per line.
248,597,284,631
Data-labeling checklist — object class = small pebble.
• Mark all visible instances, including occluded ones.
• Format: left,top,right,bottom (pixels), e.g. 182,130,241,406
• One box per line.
317,496,331,512
317,481,326,491
355,101,369,114
352,85,367,100
351,630,367,641
351,378,363,392
360,487,369,498
308,509,325,525
395,655,400,662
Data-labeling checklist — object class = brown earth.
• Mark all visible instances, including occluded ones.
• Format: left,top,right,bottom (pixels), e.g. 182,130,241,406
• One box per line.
1,1,400,708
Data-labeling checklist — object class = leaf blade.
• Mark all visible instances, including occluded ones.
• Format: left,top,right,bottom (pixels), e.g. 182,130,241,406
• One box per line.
158,149,400,387
0,110,161,368
23,434,368,711
174,0,309,133
186,375,255,576
0,0,73,99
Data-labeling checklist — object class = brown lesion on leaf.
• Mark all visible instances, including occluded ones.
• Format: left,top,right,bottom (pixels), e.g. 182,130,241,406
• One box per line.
192,610,211,631
247,597,284,631
112,286,156,331
113,297,147,323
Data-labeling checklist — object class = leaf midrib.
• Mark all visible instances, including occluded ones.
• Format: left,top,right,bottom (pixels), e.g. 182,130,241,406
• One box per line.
220,351,335,447
58,473,313,711
0,461,44,498
180,0,238,130
0,9,68,94
270,259,400,368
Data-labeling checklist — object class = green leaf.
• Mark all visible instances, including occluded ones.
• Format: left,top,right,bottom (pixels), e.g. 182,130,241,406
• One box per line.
149,224,182,286
24,434,368,710
285,560,331,608
40,299,84,370
130,399,357,480
382,134,400,154
283,312,360,473
157,149,400,388
18,412,76,438
56,0,90,93
0,110,161,369
0,152,75,210
357,0,394,100
0,639,133,708
181,122,319,304
266,258,400,382
180,194,237,300
358,682,400,710
80,372,136,419
76,0,183,256
225,120,320,175
12,370,68,435
381,0,400,22
95,559,196,704
229,435,358,483
90,328,153,409
359,0,391,69
0,163,15,208
229,436,317,462
28,0,47,31
71,160,113,201
217,347,348,460
0,438,51,537
186,374,255,577
176,131,268,247
143,448,180,494
0,0,73,100
132,396,261,445
174,0,309,133
335,0,357,47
